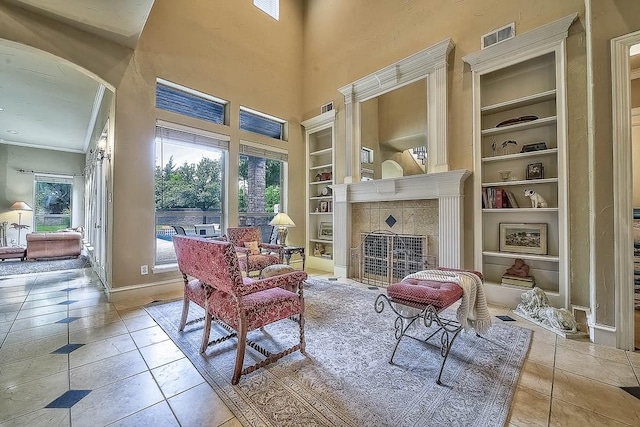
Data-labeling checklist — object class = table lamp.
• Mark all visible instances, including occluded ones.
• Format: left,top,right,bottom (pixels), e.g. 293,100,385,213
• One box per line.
10,201,32,246
269,212,295,246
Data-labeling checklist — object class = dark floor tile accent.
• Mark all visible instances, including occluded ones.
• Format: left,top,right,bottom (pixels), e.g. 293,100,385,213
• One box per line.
385,215,397,228
57,300,78,305
51,343,85,354
496,315,516,321
621,386,640,399
59,288,78,292
368,286,379,290
56,316,81,324
328,277,338,281
46,390,92,408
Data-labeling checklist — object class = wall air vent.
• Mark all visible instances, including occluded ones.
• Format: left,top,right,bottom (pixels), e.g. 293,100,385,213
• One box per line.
321,102,334,114
481,23,515,49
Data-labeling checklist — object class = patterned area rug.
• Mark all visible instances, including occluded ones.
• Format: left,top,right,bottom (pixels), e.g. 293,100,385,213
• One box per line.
0,255,90,277
146,278,531,427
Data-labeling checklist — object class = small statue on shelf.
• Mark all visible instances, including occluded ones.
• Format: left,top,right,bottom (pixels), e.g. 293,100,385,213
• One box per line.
506,258,530,278
314,243,325,257
523,189,548,208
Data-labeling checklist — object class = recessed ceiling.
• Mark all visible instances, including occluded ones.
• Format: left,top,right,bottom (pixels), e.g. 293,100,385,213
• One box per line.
5,0,155,49
0,1,154,154
0,40,102,153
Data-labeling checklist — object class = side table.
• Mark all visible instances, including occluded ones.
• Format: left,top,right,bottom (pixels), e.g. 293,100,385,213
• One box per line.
283,246,305,271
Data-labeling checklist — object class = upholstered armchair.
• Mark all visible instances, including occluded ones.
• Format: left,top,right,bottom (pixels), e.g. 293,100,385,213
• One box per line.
225,226,284,277
172,235,307,384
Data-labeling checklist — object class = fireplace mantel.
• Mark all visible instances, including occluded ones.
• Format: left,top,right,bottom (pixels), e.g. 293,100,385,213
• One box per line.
332,170,471,277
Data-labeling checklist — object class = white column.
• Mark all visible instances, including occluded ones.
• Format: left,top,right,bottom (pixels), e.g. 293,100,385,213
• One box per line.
332,184,349,277
438,195,464,268
428,63,449,173
342,90,354,180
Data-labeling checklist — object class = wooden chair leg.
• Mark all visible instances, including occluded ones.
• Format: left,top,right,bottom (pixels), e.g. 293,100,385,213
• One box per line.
232,318,248,385
299,311,306,354
200,313,212,354
179,295,190,332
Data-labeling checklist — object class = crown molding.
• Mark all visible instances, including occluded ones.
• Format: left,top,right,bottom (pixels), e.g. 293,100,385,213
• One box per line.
338,38,454,102
463,13,578,71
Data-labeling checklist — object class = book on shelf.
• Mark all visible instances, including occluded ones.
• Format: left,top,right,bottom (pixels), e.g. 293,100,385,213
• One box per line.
483,187,512,208
505,191,519,208
501,281,535,290
501,274,535,288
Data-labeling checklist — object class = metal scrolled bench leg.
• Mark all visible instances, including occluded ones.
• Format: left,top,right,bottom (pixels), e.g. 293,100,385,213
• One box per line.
375,293,463,385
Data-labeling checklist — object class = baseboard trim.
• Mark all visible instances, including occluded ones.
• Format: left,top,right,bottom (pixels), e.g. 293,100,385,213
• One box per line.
107,278,183,303
589,322,616,347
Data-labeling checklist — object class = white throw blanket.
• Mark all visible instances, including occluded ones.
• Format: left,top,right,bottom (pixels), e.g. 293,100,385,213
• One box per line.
403,269,492,334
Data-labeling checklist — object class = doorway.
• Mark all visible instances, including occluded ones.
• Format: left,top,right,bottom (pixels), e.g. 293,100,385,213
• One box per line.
612,31,640,351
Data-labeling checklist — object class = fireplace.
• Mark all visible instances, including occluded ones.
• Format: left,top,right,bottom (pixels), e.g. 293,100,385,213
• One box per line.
352,231,436,286
331,170,471,278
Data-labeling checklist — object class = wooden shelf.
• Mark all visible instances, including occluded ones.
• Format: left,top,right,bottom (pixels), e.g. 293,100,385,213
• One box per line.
309,196,333,200
310,212,332,215
482,251,560,262
310,238,333,244
482,208,558,213
481,89,556,114
481,116,557,136
309,180,332,186
310,163,333,170
482,178,558,187
482,148,558,163
309,147,333,156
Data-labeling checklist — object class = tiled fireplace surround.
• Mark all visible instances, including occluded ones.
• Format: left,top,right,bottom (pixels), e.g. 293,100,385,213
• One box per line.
332,170,471,278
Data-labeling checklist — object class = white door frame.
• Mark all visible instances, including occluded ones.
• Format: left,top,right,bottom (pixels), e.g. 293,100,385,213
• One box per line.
611,30,640,350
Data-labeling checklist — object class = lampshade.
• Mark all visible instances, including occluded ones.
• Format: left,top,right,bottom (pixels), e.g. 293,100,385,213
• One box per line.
269,212,295,228
10,201,32,211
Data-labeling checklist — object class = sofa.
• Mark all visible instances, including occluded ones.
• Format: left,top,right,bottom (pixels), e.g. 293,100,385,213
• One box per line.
26,231,82,260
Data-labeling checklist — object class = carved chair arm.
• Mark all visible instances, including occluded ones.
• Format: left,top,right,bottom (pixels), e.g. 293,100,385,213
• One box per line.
259,243,284,252
239,271,307,296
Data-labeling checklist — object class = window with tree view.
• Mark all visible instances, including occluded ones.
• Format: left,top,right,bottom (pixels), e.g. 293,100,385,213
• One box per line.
238,144,286,240
155,124,228,264
34,176,72,232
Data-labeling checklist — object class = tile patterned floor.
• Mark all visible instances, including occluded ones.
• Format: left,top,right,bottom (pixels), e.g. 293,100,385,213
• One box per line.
0,268,639,426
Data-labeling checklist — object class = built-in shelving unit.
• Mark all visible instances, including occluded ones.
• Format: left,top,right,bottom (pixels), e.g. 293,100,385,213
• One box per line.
463,13,577,309
301,110,336,272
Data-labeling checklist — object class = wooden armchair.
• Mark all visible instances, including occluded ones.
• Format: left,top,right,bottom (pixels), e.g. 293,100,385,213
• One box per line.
172,235,307,384
225,226,284,277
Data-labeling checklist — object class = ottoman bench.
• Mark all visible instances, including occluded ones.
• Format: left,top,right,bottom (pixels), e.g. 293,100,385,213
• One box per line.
374,269,484,385
0,246,26,261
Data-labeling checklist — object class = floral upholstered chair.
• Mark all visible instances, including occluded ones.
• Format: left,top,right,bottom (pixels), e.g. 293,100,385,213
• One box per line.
225,226,284,277
172,235,307,384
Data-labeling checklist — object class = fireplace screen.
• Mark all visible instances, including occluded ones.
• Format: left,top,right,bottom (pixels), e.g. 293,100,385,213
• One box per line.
351,231,436,287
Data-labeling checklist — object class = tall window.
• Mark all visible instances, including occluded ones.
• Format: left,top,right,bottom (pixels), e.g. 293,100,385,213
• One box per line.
238,143,286,240
34,175,73,232
155,123,229,265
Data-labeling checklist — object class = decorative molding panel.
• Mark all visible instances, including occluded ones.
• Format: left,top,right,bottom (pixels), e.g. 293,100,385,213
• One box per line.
338,38,455,178
463,13,578,72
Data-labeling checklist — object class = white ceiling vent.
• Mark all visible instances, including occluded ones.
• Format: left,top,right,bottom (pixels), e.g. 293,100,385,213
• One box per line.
321,102,334,114
481,23,515,49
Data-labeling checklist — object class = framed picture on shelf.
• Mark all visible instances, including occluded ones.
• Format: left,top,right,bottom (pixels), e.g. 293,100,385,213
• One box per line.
318,222,333,240
526,162,544,180
499,223,547,255
319,201,328,212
